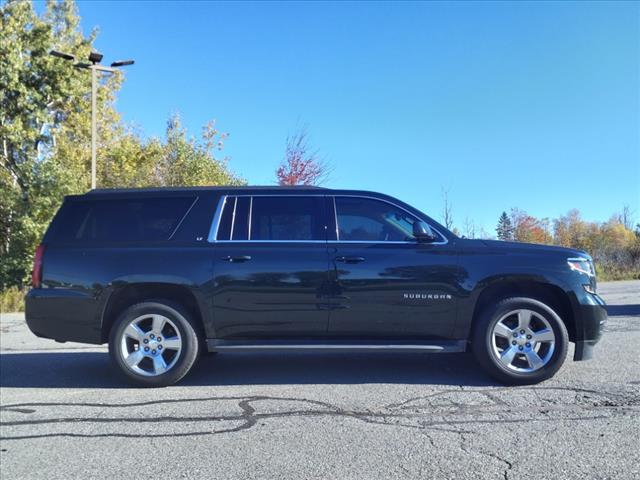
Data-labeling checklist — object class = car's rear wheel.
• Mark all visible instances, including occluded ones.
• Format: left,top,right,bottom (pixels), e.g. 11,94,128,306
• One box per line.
109,301,201,387
472,297,568,385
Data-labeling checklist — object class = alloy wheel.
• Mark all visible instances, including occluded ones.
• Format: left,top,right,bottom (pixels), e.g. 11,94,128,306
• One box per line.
119,314,182,376
490,308,556,373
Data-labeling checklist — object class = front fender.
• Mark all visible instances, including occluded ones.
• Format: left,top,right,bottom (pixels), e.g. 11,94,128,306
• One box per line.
453,269,576,339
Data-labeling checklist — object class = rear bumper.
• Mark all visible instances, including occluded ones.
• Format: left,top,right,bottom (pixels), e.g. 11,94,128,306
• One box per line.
572,292,607,361
25,289,103,344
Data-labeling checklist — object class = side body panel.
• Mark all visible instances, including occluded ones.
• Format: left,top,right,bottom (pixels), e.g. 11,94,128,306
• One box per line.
26,190,221,344
327,242,463,339
209,242,330,338
26,245,216,344
324,194,463,339
207,193,331,338
450,239,607,349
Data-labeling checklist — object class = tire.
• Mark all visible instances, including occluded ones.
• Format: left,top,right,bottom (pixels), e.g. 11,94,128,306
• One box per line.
108,300,201,387
472,297,569,385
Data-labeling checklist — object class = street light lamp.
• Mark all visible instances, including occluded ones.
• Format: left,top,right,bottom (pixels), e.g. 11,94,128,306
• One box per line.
50,50,75,61
111,60,135,67
88,51,104,64
50,50,134,189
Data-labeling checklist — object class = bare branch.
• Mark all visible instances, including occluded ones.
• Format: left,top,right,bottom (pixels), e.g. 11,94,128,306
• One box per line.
441,188,454,230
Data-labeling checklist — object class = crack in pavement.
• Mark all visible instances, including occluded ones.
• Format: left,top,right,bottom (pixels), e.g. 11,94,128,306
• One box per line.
486,451,513,480
457,431,513,480
1,386,638,441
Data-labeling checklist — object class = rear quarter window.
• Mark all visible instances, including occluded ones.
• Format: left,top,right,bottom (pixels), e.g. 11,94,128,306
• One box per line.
48,196,196,243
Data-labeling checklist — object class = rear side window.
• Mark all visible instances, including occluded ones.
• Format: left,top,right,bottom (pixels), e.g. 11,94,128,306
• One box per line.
251,196,325,241
50,197,196,243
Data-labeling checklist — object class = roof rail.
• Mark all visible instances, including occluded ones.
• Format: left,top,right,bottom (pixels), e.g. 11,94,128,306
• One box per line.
86,185,329,194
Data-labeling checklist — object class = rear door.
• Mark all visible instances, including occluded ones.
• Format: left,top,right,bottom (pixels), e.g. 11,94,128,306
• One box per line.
210,194,330,339
327,195,459,339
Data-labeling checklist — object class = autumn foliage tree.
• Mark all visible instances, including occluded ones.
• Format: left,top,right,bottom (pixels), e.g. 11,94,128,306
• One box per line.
490,207,639,280
276,129,330,186
554,210,639,279
510,209,553,244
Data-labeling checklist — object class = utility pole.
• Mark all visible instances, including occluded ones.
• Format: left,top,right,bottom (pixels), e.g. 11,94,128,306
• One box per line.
50,50,134,189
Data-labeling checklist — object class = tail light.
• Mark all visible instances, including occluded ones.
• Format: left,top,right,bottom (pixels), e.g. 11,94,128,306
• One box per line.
32,244,45,288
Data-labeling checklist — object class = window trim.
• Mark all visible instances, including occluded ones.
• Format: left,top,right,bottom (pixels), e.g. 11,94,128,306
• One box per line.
207,195,228,242
229,197,238,240
207,193,448,245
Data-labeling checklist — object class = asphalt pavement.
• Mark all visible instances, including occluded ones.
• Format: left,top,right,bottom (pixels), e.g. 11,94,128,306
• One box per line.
1,281,639,479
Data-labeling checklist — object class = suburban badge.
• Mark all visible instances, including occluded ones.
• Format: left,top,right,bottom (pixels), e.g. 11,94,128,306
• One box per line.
403,293,452,300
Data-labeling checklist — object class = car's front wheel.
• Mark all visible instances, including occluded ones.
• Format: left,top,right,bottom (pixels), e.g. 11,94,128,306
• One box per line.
109,301,201,387
472,297,569,385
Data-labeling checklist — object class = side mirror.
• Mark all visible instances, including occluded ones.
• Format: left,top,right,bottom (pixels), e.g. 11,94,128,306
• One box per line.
413,221,438,243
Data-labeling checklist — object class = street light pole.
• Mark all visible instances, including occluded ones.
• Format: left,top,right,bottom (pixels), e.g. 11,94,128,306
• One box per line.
91,65,97,189
50,50,134,190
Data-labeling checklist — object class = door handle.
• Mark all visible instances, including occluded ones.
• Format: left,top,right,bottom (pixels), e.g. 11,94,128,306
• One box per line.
335,255,365,264
222,255,252,263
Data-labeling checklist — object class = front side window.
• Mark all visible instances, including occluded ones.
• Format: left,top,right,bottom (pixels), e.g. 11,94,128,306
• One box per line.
250,196,325,241
334,196,418,242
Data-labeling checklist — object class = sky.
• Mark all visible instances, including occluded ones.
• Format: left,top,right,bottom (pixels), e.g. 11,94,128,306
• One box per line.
43,1,640,233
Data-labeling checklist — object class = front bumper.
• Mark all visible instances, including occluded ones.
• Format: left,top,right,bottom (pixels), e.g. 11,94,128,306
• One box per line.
572,292,607,361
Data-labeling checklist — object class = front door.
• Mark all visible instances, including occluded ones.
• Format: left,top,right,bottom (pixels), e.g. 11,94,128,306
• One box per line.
211,195,330,339
327,196,460,339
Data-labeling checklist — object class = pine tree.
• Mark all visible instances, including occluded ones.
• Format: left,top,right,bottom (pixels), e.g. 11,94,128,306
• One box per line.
496,211,514,241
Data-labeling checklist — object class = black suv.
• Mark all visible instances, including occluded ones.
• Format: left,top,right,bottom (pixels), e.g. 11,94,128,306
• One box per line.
26,186,606,387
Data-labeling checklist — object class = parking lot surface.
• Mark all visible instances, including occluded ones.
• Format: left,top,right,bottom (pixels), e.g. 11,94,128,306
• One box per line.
1,281,639,479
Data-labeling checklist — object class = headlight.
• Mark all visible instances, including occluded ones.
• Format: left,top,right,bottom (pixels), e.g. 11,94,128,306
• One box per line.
567,257,595,277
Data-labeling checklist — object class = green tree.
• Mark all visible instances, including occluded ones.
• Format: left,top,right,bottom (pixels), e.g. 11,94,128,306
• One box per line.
1,0,244,290
157,114,243,187
97,115,244,189
1,0,105,288
496,211,514,240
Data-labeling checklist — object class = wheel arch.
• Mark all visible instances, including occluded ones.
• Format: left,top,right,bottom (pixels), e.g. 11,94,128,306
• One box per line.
101,283,208,343
470,278,576,342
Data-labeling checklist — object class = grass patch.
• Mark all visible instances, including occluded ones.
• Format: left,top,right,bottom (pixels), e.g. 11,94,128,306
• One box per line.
0,286,26,313
596,267,640,282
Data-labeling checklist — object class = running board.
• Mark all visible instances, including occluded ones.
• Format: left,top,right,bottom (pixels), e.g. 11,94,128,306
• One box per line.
207,339,467,353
